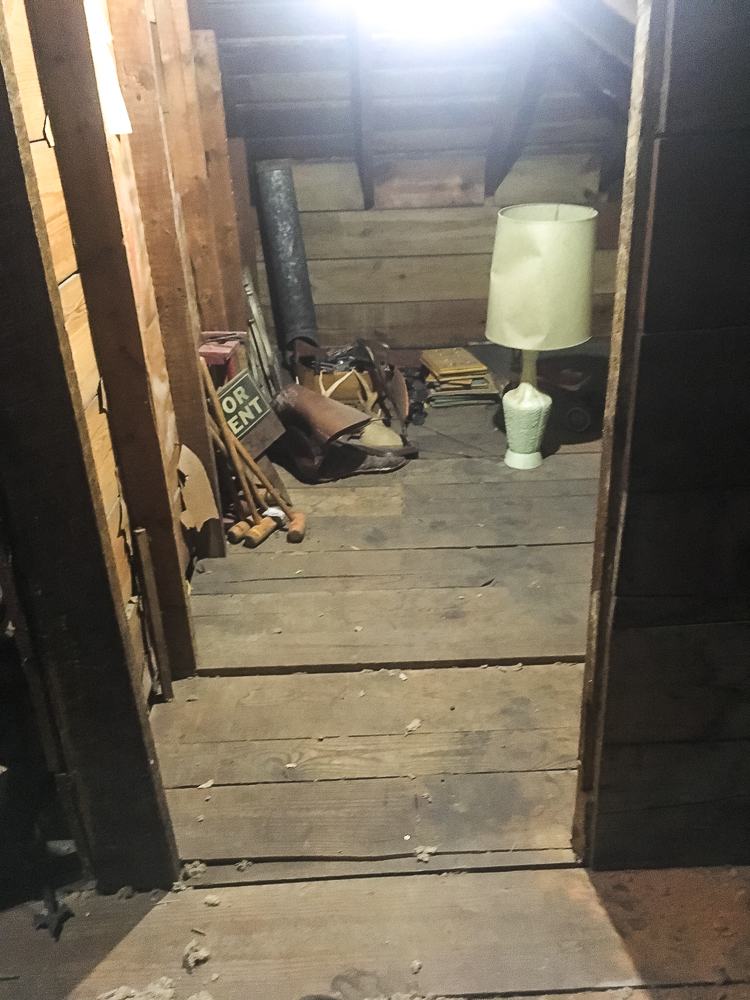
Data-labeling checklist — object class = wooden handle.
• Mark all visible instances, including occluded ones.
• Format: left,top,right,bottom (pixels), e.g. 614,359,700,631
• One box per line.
234,442,293,519
201,359,305,538
201,361,262,525
209,422,248,521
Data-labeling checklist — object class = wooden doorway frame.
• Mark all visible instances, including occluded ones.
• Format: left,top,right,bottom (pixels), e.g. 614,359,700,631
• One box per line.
576,0,750,866
573,0,658,862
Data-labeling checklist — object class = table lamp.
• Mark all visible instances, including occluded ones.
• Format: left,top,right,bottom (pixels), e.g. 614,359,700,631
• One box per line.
485,203,598,469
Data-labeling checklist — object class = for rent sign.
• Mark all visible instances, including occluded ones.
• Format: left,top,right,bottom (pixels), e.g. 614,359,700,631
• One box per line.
218,370,271,441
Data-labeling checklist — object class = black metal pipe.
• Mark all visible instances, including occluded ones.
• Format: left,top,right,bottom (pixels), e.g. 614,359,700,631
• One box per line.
253,159,319,351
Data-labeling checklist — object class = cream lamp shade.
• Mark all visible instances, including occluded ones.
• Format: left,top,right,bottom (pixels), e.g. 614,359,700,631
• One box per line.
485,203,598,351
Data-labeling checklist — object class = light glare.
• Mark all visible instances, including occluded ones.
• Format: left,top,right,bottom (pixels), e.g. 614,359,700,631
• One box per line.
325,0,549,39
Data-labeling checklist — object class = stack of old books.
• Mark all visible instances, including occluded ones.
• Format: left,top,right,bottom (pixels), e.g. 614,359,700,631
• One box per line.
421,348,499,407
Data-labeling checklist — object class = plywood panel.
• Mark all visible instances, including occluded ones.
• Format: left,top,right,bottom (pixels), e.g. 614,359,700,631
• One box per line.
59,273,99,409
29,140,76,283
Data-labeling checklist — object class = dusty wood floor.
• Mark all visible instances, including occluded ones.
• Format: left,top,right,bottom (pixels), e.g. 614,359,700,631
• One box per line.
2,868,749,999
163,403,599,869
3,403,750,999
191,406,600,672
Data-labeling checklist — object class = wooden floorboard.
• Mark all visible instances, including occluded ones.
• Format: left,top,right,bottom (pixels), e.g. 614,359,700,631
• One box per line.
194,542,593,594
282,478,599,520
157,727,578,786
276,451,601,489
235,493,596,553
36,868,750,1000
166,769,578,860
179,848,580,886
155,665,584,868
191,584,589,670
151,664,585,743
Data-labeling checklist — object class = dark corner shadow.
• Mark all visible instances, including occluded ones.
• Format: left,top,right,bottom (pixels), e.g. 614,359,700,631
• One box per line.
590,866,750,991
0,888,163,1000
492,352,609,456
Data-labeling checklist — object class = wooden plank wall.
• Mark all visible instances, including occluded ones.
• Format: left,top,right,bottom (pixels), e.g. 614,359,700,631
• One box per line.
5,0,249,684
200,0,624,349
254,157,620,348
2,0,139,632
578,0,750,869
0,1,179,891
203,1,614,165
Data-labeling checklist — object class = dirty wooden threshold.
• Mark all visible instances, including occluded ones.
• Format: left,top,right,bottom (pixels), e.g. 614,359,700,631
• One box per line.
180,849,581,888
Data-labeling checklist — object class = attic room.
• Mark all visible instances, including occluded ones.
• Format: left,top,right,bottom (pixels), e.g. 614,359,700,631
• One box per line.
1,0,750,997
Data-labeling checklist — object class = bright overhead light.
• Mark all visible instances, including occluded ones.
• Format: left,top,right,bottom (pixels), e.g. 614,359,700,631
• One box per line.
325,0,549,40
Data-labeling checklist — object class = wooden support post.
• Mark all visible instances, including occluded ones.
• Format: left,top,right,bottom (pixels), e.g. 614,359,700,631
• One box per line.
348,10,375,210
134,529,174,702
24,0,198,679
0,21,178,890
557,0,635,69
544,13,632,193
154,0,228,332
577,0,750,869
484,37,544,198
227,136,259,290
108,0,224,559
191,29,246,333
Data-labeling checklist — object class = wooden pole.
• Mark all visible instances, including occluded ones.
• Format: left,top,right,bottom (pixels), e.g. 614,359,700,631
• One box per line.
191,29,247,332
154,0,228,332
348,9,375,210
24,0,198,680
0,20,179,890
133,529,174,702
108,0,224,558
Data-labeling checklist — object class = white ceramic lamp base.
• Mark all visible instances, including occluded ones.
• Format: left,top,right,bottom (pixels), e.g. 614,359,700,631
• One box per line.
502,381,552,470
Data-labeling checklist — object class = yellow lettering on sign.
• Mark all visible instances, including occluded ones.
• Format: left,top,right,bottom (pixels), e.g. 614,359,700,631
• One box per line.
227,415,243,435
223,397,237,414
235,387,250,403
